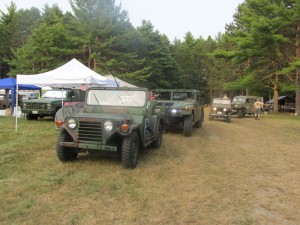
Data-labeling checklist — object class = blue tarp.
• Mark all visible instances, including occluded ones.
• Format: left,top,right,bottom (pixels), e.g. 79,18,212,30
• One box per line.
0,78,41,115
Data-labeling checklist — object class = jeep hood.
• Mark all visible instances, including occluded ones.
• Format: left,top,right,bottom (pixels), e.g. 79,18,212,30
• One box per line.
23,98,70,104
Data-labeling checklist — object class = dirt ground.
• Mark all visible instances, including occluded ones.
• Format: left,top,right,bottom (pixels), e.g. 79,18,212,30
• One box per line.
162,107,300,224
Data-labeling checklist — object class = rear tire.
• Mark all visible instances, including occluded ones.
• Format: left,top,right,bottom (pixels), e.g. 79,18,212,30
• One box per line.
183,115,193,137
238,109,243,118
56,131,77,162
122,131,139,169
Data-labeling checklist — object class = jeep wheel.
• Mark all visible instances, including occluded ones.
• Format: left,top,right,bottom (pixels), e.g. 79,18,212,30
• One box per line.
227,113,231,123
26,114,38,120
194,115,203,128
152,123,163,148
56,131,77,162
237,109,244,118
122,131,139,169
183,115,193,137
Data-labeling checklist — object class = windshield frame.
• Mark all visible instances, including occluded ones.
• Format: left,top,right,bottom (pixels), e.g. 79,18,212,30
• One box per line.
87,89,147,107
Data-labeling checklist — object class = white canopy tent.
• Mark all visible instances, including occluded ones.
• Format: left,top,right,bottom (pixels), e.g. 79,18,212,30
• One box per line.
15,58,119,131
17,58,118,88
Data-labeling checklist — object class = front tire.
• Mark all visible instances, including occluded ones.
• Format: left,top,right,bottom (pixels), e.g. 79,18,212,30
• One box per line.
227,113,231,123
122,131,139,169
56,131,77,162
152,123,163,148
183,114,193,137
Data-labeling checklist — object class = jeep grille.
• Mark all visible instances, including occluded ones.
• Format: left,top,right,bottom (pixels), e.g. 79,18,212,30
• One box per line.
78,121,103,143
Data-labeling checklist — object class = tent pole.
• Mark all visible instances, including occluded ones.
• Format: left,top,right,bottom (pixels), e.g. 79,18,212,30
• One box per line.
15,84,18,132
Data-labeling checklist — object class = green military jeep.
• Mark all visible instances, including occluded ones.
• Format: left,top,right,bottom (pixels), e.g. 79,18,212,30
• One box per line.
152,89,204,137
231,95,263,118
22,89,85,120
55,87,164,169
209,98,232,123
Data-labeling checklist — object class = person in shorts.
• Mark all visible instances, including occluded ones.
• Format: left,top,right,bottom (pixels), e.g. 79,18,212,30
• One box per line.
253,98,264,120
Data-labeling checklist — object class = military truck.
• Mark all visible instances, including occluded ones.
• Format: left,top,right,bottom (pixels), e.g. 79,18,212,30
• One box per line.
208,98,232,123
21,89,85,120
152,89,204,137
55,87,165,169
231,95,263,118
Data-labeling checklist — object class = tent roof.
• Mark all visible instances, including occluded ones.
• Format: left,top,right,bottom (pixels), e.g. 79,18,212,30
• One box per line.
17,58,117,88
266,96,294,103
105,75,137,87
0,78,41,90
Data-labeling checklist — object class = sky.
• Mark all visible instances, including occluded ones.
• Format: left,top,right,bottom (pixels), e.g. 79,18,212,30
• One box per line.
0,0,244,41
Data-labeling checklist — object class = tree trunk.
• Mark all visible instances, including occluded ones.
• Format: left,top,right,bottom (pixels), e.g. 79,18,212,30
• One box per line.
273,84,279,113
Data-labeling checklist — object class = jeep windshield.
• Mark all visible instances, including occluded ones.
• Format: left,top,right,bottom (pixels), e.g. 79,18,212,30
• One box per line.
42,90,68,99
232,97,245,103
87,90,146,107
213,98,231,104
153,91,194,101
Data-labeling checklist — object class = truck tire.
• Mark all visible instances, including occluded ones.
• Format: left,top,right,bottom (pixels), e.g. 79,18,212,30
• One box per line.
26,114,38,120
194,113,203,128
56,131,77,162
122,131,139,169
183,114,193,137
152,123,163,148
227,113,231,123
238,109,244,118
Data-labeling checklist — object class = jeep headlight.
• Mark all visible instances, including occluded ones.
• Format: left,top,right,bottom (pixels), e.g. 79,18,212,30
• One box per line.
67,118,77,129
104,121,113,131
47,103,51,109
223,108,227,111
213,107,217,111
171,109,177,115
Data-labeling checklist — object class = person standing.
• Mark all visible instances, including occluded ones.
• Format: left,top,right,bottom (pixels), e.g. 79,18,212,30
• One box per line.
253,98,264,120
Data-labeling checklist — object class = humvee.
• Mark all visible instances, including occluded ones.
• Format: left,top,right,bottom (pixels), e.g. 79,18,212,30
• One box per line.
22,89,85,120
55,87,165,169
231,96,263,118
152,89,204,137
208,98,232,123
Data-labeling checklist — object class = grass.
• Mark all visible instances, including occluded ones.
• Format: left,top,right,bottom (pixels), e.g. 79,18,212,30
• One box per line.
0,113,300,224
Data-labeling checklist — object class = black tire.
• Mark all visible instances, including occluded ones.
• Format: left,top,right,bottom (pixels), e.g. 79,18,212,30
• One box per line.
194,112,203,128
227,113,231,123
183,114,193,137
56,131,77,162
237,109,243,118
122,131,139,169
26,114,38,120
152,123,163,148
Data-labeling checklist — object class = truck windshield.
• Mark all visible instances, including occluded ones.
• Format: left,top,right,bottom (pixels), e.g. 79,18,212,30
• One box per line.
42,90,67,98
232,97,245,103
213,99,231,104
87,90,146,107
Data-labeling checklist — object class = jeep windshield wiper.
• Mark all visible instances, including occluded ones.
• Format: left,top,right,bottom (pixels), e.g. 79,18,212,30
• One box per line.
93,93,100,105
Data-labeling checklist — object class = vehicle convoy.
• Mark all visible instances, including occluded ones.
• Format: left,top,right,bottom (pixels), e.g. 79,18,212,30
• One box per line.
21,89,85,120
55,87,165,169
208,98,232,123
231,95,263,118
152,89,204,137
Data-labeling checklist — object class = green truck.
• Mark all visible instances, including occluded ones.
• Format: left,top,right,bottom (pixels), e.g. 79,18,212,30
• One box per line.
152,89,205,137
21,89,85,120
56,87,165,169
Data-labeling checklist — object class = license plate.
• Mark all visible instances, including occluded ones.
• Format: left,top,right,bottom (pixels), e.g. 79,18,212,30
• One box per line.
32,111,38,114
217,111,222,115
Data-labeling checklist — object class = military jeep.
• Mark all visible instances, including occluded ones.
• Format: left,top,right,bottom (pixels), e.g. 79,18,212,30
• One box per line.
152,89,204,137
231,95,263,118
55,87,164,169
22,89,85,120
208,98,232,123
